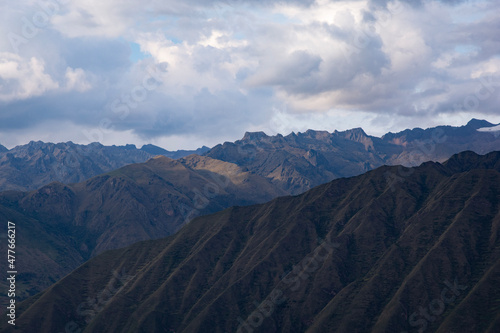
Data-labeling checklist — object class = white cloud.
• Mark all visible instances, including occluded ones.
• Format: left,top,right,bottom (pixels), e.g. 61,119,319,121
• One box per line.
0,53,59,101
64,67,92,92
477,124,500,133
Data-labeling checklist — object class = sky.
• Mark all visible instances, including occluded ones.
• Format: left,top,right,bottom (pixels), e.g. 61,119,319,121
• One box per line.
0,0,499,150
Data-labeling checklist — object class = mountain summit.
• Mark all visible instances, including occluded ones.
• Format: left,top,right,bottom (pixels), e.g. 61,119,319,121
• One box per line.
466,118,494,129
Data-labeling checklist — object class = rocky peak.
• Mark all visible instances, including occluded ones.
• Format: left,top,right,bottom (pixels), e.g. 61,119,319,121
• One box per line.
337,128,375,151
340,127,368,139
242,131,269,142
123,144,138,150
300,129,331,140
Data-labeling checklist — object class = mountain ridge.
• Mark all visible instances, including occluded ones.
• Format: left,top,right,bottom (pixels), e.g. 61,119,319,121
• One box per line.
205,119,500,194
0,141,210,192
1,119,499,194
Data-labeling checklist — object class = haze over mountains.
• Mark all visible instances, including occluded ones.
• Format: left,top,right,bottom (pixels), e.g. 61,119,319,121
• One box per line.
5,151,500,333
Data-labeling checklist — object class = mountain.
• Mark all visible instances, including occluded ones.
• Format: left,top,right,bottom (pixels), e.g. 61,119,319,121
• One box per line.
204,119,500,194
141,144,210,159
0,155,285,306
204,128,399,194
383,119,500,166
6,151,500,333
0,141,209,192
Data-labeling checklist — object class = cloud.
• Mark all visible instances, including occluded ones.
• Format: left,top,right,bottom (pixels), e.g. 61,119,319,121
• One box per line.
64,67,92,92
0,0,499,149
0,53,59,101
245,50,323,90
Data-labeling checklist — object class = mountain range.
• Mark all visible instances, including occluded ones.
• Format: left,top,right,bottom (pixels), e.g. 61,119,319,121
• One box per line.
0,141,209,192
4,150,500,333
206,119,500,194
1,119,499,195
0,119,500,194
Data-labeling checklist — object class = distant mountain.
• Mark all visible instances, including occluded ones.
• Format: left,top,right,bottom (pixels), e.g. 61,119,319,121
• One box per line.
383,119,500,166
0,141,209,192
140,144,171,155
141,144,210,159
204,119,500,194
7,151,500,333
0,155,285,305
204,128,400,194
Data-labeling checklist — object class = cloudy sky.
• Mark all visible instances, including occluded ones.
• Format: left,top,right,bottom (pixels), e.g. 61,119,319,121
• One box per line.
0,0,499,150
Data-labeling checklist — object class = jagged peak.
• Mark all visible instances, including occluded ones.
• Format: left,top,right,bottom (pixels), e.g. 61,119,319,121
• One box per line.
242,131,269,141
299,129,330,137
336,127,370,141
27,140,45,146
123,144,137,150
344,127,367,136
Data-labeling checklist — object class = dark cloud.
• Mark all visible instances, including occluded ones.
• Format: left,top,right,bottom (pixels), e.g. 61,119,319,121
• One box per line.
0,89,108,130
61,38,132,74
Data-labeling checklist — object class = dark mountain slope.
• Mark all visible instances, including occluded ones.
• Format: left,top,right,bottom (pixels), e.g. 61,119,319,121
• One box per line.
6,151,500,333
0,155,285,306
